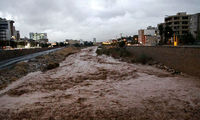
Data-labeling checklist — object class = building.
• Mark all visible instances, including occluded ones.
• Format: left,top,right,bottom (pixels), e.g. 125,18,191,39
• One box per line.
93,38,96,43
145,36,158,46
0,18,19,41
16,31,20,40
190,13,200,43
138,26,159,46
158,12,200,44
29,32,48,43
138,29,145,44
165,12,190,36
145,26,158,36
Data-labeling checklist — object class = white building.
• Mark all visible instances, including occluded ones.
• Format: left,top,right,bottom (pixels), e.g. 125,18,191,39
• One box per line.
29,32,48,43
138,26,159,46
144,26,158,36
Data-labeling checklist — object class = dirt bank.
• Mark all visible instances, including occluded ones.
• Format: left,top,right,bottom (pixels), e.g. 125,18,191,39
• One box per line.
0,47,80,90
96,46,182,75
0,47,200,120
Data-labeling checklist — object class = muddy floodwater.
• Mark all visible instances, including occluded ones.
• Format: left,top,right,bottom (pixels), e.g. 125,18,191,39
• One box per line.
0,47,200,120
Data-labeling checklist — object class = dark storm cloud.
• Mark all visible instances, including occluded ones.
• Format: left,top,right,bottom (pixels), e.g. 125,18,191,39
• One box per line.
0,0,199,41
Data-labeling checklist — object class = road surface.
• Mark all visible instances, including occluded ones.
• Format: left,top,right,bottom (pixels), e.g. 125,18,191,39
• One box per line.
0,47,200,120
0,48,62,69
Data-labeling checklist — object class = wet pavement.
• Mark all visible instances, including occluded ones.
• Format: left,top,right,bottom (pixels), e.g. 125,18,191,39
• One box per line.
0,47,200,120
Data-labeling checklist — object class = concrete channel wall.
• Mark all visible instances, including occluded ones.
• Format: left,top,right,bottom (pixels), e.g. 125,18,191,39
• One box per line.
126,46,200,77
0,48,55,62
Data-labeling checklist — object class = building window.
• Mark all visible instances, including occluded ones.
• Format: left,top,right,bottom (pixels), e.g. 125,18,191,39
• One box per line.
174,26,180,29
182,21,188,24
174,22,179,24
182,26,188,29
174,17,179,20
182,16,188,19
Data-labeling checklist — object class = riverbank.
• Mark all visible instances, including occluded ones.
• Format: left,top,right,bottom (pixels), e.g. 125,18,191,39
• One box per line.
96,46,182,76
0,47,80,90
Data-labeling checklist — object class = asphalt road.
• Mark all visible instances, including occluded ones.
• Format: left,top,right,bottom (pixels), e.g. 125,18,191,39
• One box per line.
0,47,63,69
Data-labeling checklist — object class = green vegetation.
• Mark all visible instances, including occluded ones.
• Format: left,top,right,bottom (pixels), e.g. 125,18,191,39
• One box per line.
164,25,173,44
118,41,126,48
0,47,80,90
42,62,60,71
96,47,131,58
158,24,164,44
158,24,173,45
96,46,152,65
179,33,195,45
197,31,200,41
0,62,29,90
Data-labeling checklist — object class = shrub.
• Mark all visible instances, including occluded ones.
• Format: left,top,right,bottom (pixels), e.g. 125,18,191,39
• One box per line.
42,62,59,71
74,43,81,47
96,46,130,58
118,41,126,48
14,62,29,74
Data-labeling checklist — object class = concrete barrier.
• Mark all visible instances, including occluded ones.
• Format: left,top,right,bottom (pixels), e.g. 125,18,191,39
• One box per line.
126,46,200,77
0,48,54,62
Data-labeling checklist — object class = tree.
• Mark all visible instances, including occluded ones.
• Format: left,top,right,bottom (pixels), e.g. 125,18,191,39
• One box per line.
84,41,93,46
164,25,173,44
133,35,138,44
179,33,195,45
197,31,200,41
74,43,81,47
158,24,164,44
118,41,125,48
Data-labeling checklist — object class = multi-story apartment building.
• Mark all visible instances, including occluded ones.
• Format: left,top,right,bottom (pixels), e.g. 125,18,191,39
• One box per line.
165,12,190,36
190,13,200,43
0,18,17,41
158,12,200,44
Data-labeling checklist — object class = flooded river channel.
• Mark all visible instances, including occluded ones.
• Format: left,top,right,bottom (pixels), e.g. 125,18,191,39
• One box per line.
0,47,200,120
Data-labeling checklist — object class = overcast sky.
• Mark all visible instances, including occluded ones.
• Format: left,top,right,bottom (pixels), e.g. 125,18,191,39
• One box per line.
0,0,199,42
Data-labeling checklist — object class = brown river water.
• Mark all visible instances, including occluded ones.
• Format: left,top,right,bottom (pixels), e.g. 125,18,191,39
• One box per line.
0,47,200,120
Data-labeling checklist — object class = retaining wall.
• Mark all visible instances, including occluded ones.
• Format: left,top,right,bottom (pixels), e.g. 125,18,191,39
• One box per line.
0,48,54,62
126,46,200,77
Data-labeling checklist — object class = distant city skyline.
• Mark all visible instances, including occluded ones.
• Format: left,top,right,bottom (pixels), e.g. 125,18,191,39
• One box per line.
0,0,199,42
